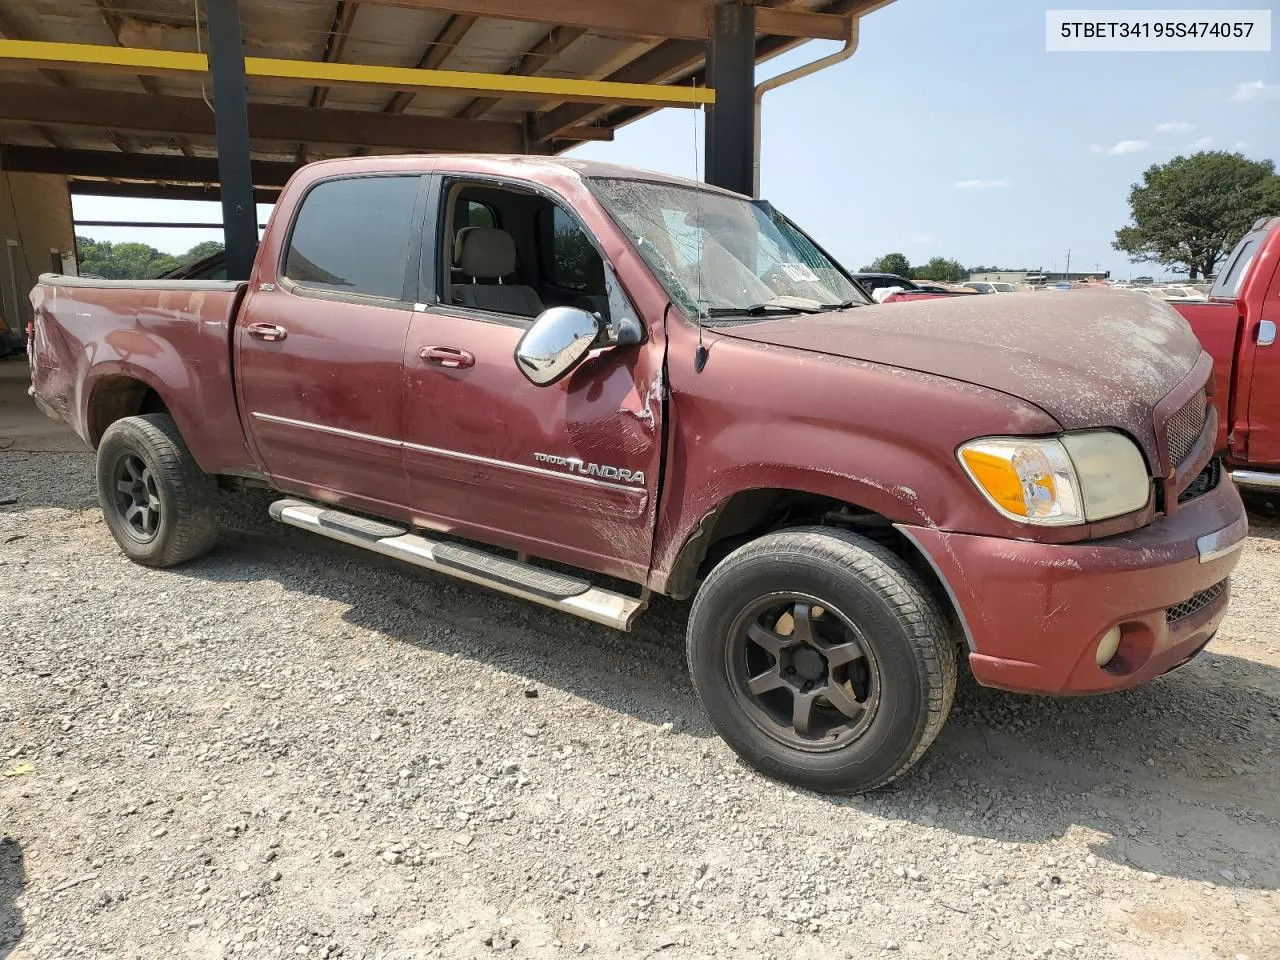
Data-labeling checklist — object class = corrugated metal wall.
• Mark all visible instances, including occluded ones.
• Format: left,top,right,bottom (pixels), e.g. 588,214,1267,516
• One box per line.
0,172,74,332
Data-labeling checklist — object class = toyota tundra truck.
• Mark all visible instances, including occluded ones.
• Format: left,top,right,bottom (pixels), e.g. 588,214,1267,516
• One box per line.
28,155,1246,793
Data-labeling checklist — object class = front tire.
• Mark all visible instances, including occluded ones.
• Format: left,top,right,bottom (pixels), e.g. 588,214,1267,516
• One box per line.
687,526,956,793
96,414,218,567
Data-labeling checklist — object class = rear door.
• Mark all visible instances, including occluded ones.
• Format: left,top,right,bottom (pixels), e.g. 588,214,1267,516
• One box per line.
236,173,427,517
400,174,665,583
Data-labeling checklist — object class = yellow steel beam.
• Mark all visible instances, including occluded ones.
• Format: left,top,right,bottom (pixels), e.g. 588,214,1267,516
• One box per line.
0,39,715,107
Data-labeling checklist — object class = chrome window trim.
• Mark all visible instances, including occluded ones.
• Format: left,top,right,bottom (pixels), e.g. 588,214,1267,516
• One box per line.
250,412,644,495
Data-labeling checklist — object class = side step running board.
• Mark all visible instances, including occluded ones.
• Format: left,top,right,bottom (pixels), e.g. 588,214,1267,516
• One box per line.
1230,469,1280,490
269,499,647,630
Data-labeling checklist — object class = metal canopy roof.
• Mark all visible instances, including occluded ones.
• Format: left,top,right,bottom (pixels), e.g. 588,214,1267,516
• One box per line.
0,0,892,201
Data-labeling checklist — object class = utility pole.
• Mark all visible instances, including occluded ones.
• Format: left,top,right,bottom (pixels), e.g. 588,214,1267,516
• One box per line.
1064,248,1071,281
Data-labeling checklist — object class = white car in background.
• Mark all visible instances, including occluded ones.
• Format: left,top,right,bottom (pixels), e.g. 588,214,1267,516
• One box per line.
965,281,1017,294
1156,285,1208,301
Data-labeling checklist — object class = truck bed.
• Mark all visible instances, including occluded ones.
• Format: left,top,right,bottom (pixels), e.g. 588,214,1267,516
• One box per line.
28,274,260,475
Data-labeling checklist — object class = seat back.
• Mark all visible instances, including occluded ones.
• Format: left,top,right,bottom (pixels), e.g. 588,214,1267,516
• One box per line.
453,227,544,317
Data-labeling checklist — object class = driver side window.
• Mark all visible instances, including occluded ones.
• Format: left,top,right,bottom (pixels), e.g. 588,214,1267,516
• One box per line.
440,179,633,332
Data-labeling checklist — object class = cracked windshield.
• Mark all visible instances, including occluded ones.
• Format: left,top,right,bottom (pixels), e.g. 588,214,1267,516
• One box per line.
591,178,864,319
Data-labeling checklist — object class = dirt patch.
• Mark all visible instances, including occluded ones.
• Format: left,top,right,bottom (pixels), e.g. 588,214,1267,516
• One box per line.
2,452,1278,960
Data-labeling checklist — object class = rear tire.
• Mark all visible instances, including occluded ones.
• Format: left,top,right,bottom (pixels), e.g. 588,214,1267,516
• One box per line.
687,526,956,793
96,414,218,567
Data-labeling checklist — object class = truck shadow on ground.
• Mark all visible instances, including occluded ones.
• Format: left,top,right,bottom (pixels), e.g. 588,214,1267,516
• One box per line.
0,836,25,960
183,494,1280,895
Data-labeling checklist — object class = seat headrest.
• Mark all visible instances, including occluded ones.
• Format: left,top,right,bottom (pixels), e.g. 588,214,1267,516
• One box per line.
457,227,517,279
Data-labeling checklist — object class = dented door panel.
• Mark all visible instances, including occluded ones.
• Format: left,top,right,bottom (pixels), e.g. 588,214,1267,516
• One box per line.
402,307,665,582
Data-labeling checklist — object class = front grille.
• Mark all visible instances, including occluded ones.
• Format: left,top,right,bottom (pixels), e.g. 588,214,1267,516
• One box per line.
1178,458,1222,504
1166,579,1227,624
1165,390,1208,466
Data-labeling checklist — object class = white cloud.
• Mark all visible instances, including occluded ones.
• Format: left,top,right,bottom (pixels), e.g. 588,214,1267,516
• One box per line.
1106,139,1148,155
1089,144,1105,154
1156,121,1195,134
954,178,1011,189
1233,141,1250,151
1229,80,1280,103
1187,136,1214,150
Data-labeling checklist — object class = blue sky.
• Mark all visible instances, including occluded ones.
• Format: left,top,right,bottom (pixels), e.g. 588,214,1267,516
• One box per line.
76,0,1279,278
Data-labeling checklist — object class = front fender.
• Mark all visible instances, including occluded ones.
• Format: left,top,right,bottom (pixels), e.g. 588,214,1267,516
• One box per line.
651,323,1066,593
650,429,962,595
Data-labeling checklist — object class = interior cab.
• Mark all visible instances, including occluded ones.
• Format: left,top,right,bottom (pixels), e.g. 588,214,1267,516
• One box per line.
442,181,613,326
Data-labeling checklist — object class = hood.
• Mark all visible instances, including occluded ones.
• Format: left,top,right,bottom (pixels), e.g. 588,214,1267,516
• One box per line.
719,292,1203,455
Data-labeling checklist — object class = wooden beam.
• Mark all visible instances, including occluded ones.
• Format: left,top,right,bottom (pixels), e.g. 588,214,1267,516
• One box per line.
384,13,476,115
0,8,138,153
536,0,876,143
558,125,613,142
0,40,714,108
0,82,529,152
532,41,703,141
555,32,800,148
456,26,585,121
309,1,360,110
0,145,296,187
94,0,195,157
68,179,281,205
75,219,270,229
755,7,850,41
364,0,849,41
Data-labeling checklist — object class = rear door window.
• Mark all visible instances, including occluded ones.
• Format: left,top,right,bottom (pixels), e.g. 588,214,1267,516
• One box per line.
284,176,421,300
1210,233,1262,300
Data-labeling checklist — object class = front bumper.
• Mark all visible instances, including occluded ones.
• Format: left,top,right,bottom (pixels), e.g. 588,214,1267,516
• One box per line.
901,473,1246,695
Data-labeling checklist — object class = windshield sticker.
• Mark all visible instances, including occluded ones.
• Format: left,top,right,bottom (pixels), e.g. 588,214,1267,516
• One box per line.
779,262,819,283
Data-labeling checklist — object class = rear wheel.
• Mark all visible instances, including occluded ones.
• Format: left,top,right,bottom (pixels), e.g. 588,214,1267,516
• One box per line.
687,526,956,793
96,414,218,567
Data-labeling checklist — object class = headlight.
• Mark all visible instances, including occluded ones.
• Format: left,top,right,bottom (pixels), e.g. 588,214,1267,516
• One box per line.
958,431,1149,526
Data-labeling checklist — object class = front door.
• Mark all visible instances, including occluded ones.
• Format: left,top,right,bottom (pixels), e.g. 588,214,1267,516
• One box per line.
401,177,665,583
236,173,426,516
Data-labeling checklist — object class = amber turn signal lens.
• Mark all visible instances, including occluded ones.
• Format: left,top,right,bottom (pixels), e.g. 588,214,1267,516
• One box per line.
958,448,1036,517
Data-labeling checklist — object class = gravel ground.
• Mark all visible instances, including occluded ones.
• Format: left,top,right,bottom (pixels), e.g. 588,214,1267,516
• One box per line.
2,449,1278,960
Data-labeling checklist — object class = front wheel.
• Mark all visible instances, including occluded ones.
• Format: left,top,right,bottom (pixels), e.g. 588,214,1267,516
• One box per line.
96,414,218,567
687,526,956,793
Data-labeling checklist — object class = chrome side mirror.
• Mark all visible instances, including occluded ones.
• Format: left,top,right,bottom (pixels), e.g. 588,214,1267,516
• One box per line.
515,306,602,386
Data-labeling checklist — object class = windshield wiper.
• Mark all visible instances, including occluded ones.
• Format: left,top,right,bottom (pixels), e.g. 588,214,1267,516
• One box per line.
704,296,824,318
818,298,864,311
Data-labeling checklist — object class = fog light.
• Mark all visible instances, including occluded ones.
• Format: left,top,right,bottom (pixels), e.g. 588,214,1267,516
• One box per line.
1095,626,1122,667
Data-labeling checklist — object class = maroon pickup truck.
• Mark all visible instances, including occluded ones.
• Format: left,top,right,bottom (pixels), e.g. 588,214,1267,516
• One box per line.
1169,216,1280,487
29,155,1245,793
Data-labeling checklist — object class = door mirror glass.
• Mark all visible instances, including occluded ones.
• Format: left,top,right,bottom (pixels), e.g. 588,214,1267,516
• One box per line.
515,306,602,386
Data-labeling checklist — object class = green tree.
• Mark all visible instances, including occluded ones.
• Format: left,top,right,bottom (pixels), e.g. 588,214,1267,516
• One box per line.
1113,151,1280,279
911,257,967,282
182,240,225,262
863,252,911,277
75,236,223,279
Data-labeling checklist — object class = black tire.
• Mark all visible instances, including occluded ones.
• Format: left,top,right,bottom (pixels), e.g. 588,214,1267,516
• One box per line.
687,526,956,794
95,414,218,567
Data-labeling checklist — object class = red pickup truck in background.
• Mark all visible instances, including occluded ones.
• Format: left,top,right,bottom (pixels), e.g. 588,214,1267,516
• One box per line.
1170,216,1280,489
28,155,1245,793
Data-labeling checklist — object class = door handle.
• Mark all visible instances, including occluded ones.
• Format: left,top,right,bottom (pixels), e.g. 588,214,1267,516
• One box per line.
1259,319,1277,347
420,345,475,369
246,322,288,342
